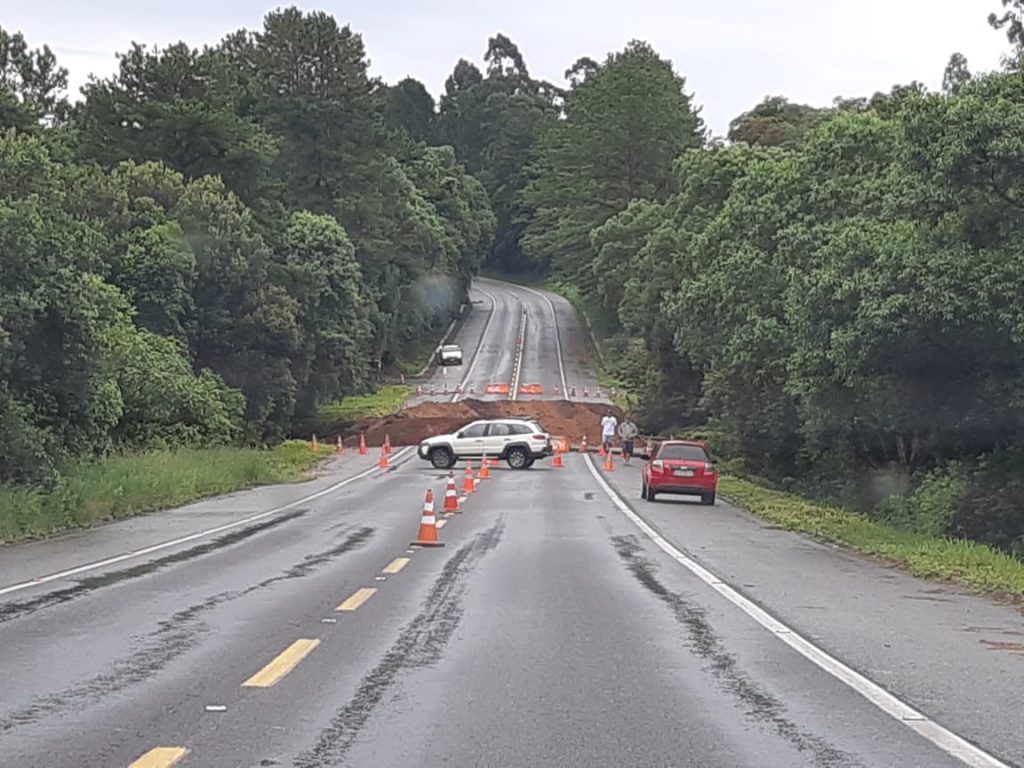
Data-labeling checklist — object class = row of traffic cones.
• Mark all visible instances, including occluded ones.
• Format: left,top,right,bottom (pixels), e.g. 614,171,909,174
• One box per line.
311,432,376,456
413,457,498,545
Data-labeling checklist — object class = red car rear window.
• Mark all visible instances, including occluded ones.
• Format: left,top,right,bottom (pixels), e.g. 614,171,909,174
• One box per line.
657,444,708,461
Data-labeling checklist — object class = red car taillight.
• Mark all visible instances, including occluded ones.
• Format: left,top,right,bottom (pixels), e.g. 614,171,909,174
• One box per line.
651,460,664,473
704,462,716,475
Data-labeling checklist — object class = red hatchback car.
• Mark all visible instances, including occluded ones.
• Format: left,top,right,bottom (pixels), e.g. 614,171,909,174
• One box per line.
641,440,718,505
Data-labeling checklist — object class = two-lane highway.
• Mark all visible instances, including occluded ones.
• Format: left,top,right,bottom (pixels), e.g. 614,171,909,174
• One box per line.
411,278,602,403
1,278,1021,768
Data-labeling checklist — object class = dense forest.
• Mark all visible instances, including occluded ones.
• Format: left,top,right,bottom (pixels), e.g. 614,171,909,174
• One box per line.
3,5,1024,555
0,10,495,485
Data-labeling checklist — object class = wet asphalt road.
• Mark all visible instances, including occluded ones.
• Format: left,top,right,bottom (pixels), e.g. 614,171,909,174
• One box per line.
409,278,602,404
1,278,1021,767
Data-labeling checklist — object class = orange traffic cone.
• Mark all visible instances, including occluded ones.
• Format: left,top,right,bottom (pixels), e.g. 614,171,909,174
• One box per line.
604,450,615,471
379,446,390,470
359,433,368,455
411,489,444,547
384,434,392,455
462,462,476,494
336,436,344,455
444,472,460,513
598,441,606,457
311,433,319,451
552,445,565,468
479,454,491,479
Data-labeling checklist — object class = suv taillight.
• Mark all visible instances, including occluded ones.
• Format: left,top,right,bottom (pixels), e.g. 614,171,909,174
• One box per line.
651,460,664,472
532,434,546,440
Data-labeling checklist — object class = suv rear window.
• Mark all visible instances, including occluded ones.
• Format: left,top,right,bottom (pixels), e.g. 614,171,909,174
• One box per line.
657,444,708,461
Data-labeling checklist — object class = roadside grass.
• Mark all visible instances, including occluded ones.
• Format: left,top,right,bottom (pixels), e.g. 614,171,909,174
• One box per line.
317,385,413,424
720,476,1024,599
311,384,414,437
0,441,333,543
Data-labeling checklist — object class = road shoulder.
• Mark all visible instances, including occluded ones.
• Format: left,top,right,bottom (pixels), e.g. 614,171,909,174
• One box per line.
592,456,1024,765
0,451,387,591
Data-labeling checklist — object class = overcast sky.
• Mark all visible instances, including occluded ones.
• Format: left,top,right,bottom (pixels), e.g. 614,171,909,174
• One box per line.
4,1,1012,136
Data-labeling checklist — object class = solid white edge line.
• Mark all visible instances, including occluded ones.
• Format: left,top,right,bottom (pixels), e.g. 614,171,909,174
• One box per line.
452,286,498,404
0,448,413,598
582,454,1011,768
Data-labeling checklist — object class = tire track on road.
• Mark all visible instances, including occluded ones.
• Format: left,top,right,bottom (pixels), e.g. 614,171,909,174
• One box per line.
293,518,506,768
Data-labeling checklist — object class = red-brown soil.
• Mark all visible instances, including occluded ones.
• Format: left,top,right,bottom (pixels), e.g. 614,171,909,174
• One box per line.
338,399,624,447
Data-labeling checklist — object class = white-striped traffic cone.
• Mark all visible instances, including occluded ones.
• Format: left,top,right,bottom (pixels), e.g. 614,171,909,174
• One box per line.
412,489,444,547
444,472,460,513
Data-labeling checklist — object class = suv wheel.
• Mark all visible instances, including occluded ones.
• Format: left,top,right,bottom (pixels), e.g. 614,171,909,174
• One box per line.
429,446,455,469
506,446,530,469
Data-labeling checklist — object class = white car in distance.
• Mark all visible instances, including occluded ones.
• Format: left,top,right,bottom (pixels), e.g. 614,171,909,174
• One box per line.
438,344,463,366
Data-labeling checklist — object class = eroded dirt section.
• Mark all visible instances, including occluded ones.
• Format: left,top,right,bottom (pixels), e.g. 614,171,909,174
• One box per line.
342,399,623,447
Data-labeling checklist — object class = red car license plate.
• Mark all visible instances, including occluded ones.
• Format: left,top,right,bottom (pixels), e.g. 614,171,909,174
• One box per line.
674,468,695,477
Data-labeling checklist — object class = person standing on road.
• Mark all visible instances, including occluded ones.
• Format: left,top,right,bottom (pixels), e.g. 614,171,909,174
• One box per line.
600,411,618,455
618,416,638,464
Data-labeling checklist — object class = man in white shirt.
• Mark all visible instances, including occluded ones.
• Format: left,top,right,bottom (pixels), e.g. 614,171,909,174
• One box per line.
600,411,618,455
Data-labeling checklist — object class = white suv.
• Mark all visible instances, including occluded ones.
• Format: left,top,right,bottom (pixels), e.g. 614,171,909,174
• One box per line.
418,418,553,469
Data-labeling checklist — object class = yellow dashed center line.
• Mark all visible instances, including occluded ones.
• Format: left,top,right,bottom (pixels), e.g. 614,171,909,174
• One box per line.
242,638,320,688
130,747,189,768
382,557,410,574
336,587,377,612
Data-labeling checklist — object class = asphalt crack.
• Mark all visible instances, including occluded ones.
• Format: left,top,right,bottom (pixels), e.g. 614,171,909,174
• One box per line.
293,518,506,768
0,526,374,734
0,509,311,625
612,534,860,768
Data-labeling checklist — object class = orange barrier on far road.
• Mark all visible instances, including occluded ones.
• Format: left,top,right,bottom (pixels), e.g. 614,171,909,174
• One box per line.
519,383,544,395
551,436,570,453
484,383,511,395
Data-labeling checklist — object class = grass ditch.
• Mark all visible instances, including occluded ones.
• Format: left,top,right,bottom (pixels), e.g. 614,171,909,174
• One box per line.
720,476,1024,599
0,441,333,543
